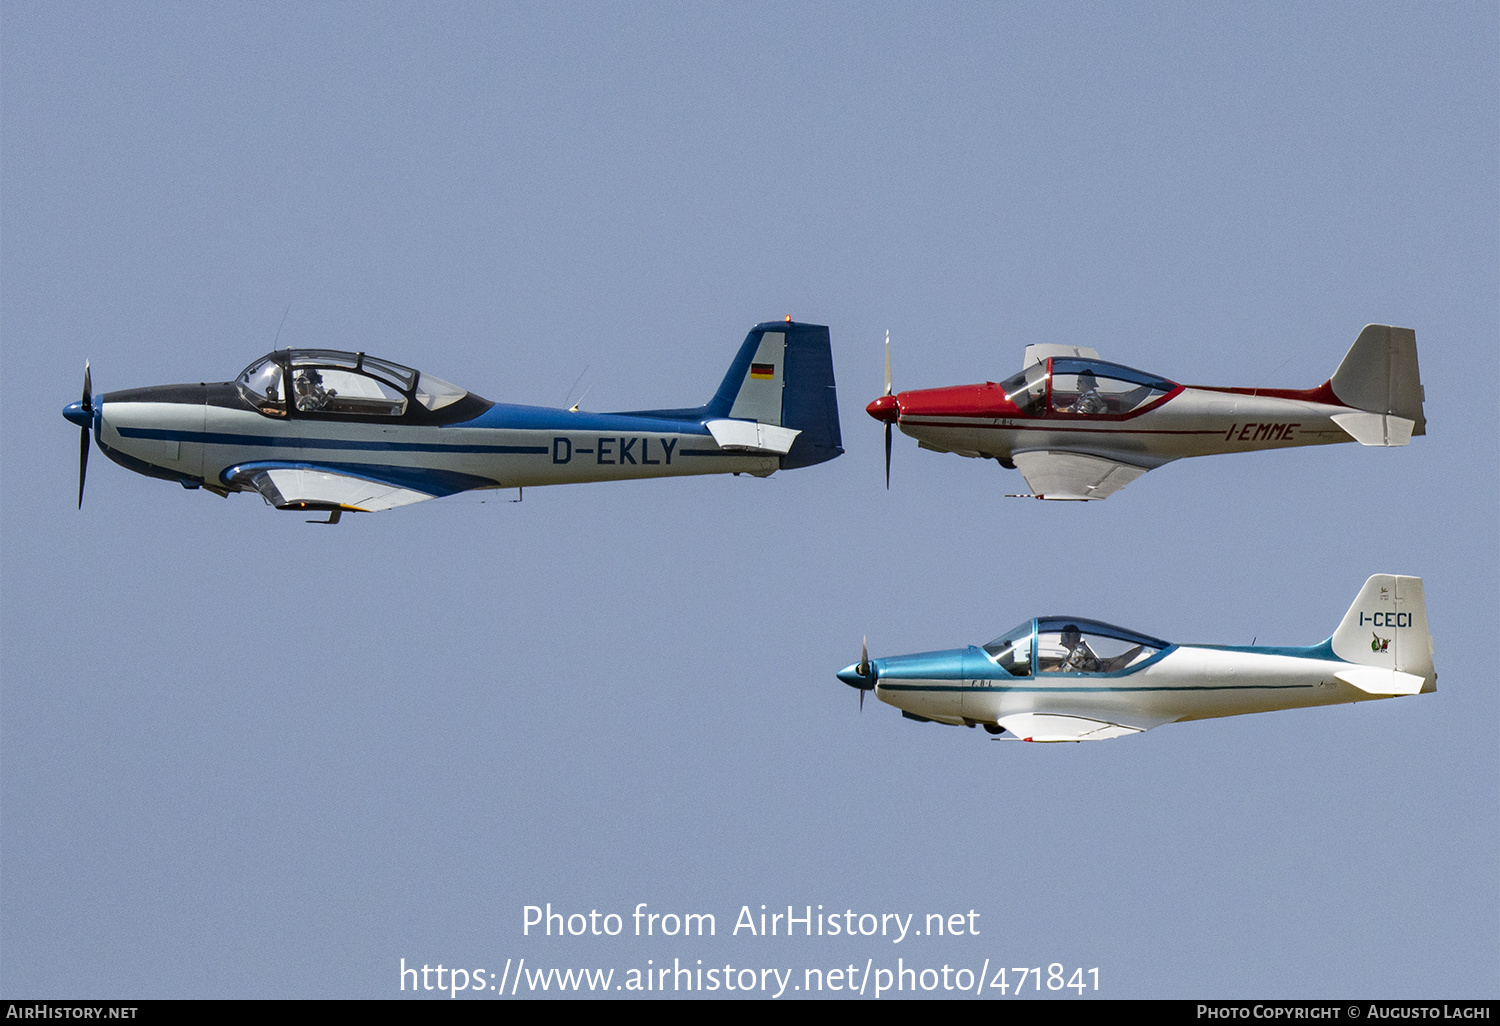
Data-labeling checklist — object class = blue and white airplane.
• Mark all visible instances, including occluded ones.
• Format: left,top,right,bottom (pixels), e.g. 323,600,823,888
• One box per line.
837,575,1434,741
64,319,843,521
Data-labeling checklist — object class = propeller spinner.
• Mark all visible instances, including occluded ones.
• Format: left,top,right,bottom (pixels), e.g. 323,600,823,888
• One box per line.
836,636,877,710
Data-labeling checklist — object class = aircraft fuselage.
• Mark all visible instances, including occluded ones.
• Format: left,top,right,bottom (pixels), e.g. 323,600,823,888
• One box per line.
92,383,780,501
868,643,1428,732
891,382,1361,467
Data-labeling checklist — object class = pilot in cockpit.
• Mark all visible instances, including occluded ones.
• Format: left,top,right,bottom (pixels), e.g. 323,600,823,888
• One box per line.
294,368,334,412
1065,369,1107,415
1060,624,1102,673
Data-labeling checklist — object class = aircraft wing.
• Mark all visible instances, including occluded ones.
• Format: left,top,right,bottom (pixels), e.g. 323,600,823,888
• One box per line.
997,710,1174,742
223,461,481,512
1011,450,1167,500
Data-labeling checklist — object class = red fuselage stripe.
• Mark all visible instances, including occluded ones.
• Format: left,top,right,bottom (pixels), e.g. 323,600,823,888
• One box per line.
898,419,1225,436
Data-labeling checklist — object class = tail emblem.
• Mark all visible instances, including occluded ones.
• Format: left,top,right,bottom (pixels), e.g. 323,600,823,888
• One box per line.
1371,633,1390,653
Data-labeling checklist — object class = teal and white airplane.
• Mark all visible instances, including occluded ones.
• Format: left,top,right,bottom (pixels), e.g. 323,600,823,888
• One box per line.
838,575,1435,741
64,319,843,521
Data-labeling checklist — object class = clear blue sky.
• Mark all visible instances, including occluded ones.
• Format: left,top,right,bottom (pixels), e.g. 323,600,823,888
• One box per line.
3,1,1495,998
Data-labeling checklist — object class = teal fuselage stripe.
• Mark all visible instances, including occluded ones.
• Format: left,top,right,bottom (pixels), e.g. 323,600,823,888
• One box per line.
878,682,1316,694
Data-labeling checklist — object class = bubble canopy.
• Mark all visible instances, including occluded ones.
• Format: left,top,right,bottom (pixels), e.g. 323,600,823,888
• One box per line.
997,358,1178,417
982,617,1169,677
235,349,468,417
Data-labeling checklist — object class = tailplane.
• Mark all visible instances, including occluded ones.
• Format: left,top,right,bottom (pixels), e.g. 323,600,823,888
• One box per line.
702,321,844,468
1329,574,1435,695
622,320,843,469
1329,325,1426,445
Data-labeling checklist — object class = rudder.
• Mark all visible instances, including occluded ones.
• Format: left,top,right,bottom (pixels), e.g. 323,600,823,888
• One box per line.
779,323,843,469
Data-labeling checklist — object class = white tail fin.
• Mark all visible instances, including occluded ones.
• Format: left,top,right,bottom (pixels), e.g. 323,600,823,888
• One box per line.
1330,575,1435,695
1330,325,1426,444
725,330,787,425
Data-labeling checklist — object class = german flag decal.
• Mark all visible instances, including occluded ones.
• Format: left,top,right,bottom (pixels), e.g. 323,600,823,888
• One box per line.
750,363,775,380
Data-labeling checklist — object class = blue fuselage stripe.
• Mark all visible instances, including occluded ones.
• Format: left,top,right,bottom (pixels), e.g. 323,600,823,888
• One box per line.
677,448,767,458
117,427,548,455
453,404,713,435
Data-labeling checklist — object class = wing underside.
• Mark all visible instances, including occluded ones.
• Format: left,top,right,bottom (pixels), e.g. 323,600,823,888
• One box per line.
1011,450,1167,501
223,462,482,512
997,710,1174,742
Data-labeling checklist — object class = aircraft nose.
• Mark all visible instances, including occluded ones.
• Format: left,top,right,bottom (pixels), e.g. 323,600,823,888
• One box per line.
837,663,875,690
63,401,91,428
866,394,900,423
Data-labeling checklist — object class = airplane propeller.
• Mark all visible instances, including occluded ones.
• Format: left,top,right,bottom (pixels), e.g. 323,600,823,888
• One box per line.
836,636,877,711
859,636,869,711
62,362,93,508
864,331,901,488
883,332,892,489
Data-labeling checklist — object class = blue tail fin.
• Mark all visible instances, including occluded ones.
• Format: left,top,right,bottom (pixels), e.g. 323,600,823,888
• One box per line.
699,321,842,468
776,322,843,469
627,320,843,469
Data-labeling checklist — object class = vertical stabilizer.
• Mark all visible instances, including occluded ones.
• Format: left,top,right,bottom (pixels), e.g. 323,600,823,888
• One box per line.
726,330,787,425
1330,575,1435,694
627,322,842,473
1329,325,1426,441
675,322,841,469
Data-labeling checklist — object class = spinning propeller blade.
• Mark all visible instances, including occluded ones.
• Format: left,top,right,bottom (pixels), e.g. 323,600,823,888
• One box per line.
76,362,92,509
858,636,869,711
884,333,892,489
884,422,892,490
865,331,901,489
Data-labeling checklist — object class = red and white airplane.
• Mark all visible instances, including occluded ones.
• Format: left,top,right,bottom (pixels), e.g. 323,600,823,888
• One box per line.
866,324,1424,499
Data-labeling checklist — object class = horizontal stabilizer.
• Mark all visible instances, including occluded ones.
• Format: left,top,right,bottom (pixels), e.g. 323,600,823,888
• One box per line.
706,419,801,454
1335,666,1427,696
1331,411,1415,446
1012,450,1157,500
996,712,1151,742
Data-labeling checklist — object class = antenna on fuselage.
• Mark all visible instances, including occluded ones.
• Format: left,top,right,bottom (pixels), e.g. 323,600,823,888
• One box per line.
272,303,292,349
564,364,592,412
